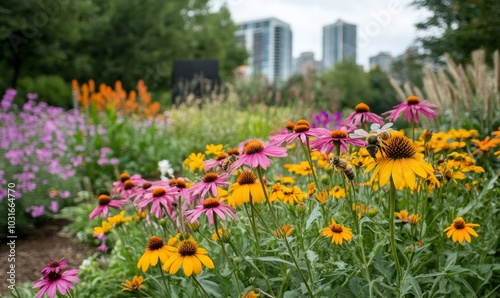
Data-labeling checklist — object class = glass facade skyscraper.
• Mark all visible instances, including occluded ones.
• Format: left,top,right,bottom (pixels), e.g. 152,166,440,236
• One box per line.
235,18,292,84
322,20,357,69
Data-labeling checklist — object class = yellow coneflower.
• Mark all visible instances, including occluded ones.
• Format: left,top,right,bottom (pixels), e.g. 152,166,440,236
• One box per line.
212,227,230,242
269,182,287,202
242,290,260,298
443,217,480,244
228,170,266,206
93,221,112,238
321,219,353,245
137,236,176,272
307,182,316,196
329,185,346,199
162,239,214,276
394,210,409,222
205,144,224,156
280,186,306,205
183,153,206,172
408,214,421,225
122,275,144,291
315,189,328,204
365,135,435,190
274,224,294,238
107,210,132,225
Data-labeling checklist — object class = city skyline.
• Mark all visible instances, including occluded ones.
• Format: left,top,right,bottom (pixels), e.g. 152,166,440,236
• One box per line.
213,0,430,70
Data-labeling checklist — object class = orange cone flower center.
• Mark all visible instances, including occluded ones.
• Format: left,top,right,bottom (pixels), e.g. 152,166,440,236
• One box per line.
355,103,370,113
97,194,111,206
406,95,420,105
384,135,416,159
331,224,343,233
178,239,198,256
237,170,258,185
293,119,311,133
202,198,220,209
124,180,135,190
120,173,130,183
244,140,265,155
147,236,164,251
453,220,465,230
152,188,166,197
203,172,219,183
330,130,348,138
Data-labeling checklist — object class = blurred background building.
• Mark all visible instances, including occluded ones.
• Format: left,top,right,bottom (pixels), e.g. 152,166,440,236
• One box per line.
235,17,293,84
322,19,357,69
292,52,322,76
369,51,393,73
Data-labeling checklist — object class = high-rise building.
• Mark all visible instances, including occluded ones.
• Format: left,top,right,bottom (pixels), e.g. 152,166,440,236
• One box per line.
235,17,292,84
369,52,393,73
322,19,357,69
292,52,322,76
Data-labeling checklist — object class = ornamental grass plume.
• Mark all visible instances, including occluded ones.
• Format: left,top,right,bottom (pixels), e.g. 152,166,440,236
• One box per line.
162,238,214,276
443,217,480,244
365,134,436,190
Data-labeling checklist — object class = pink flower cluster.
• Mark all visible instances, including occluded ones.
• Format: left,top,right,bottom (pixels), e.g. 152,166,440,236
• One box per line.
33,258,80,298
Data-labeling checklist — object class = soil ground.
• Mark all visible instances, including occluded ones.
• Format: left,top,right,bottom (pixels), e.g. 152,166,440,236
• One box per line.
0,219,94,296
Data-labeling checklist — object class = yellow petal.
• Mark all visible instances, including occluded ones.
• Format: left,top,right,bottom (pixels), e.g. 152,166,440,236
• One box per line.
197,254,215,269
465,227,478,237
150,250,158,266
169,255,184,275
379,159,394,187
183,256,194,276
192,256,203,275
391,160,404,190
403,160,416,190
408,158,430,178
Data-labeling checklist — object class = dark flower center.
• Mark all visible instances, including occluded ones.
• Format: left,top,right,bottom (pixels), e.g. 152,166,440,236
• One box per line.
120,173,130,183
293,119,310,133
216,153,228,161
142,182,152,189
355,103,370,113
226,148,240,156
47,260,60,267
285,121,295,130
203,172,219,183
97,195,111,206
124,180,134,190
47,271,61,282
384,135,416,159
202,198,220,209
330,130,348,138
453,220,465,230
170,179,187,188
237,170,257,185
178,239,198,256
331,224,343,233
147,236,164,251
406,95,420,105
243,140,264,155
152,188,166,197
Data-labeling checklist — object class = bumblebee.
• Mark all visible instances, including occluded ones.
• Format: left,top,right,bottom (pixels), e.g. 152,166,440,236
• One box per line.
331,156,356,180
221,154,238,172
350,123,394,161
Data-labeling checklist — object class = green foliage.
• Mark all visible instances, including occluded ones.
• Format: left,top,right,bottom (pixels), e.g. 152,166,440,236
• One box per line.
412,0,500,65
367,67,400,115
0,0,247,98
17,75,72,107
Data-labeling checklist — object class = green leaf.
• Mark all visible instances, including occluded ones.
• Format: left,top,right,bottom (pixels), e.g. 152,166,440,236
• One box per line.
254,256,294,267
306,205,321,230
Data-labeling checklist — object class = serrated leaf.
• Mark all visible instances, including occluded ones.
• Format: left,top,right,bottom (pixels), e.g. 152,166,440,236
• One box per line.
306,250,318,263
199,279,223,298
254,256,294,266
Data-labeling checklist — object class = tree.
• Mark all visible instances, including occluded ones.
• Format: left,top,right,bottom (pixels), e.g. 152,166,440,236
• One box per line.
367,67,399,115
412,0,500,65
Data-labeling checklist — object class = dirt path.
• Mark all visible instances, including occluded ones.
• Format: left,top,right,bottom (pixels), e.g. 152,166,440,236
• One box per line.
0,220,94,296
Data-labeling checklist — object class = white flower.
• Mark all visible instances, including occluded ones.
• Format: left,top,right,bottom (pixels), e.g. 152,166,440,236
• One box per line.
158,159,174,179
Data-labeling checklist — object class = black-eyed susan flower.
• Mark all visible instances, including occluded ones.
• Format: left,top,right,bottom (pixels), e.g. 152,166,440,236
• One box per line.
365,134,435,190
394,210,409,222
280,186,306,205
274,224,294,238
321,219,353,245
162,239,214,276
93,221,112,240
443,217,480,244
228,170,266,206
212,227,230,242
329,185,346,199
242,290,260,298
315,189,328,204
184,153,206,172
137,236,176,272
284,161,313,176
205,144,224,156
408,214,421,225
122,276,144,291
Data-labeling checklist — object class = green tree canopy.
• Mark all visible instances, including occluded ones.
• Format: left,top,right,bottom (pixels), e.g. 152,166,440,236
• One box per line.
412,0,500,65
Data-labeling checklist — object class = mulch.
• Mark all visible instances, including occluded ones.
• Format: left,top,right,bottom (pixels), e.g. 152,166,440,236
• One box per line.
0,219,94,296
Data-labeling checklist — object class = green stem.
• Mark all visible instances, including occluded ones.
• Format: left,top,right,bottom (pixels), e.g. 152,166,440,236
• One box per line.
257,166,277,220
214,217,241,295
192,275,210,298
301,140,320,189
159,265,170,293
389,178,402,297
283,235,315,297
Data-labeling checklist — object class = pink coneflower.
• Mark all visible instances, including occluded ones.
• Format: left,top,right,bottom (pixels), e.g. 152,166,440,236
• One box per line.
189,172,230,199
310,127,365,154
383,95,438,123
41,259,67,276
33,269,80,298
168,177,193,203
230,139,287,170
270,119,330,145
88,194,127,220
342,102,384,127
111,173,142,198
185,197,237,225
137,187,178,218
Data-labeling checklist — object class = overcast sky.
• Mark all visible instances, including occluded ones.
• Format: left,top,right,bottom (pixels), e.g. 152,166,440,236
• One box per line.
212,0,431,70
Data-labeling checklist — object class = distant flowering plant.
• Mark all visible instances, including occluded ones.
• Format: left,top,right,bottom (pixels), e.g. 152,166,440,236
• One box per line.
383,95,438,124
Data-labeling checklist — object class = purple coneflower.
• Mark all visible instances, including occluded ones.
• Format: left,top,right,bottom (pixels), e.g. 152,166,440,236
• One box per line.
271,119,329,145
382,95,438,123
189,172,230,199
230,139,287,170
33,268,80,298
88,194,127,220
137,187,178,218
342,102,384,127
41,258,68,276
185,197,237,225
310,126,365,154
